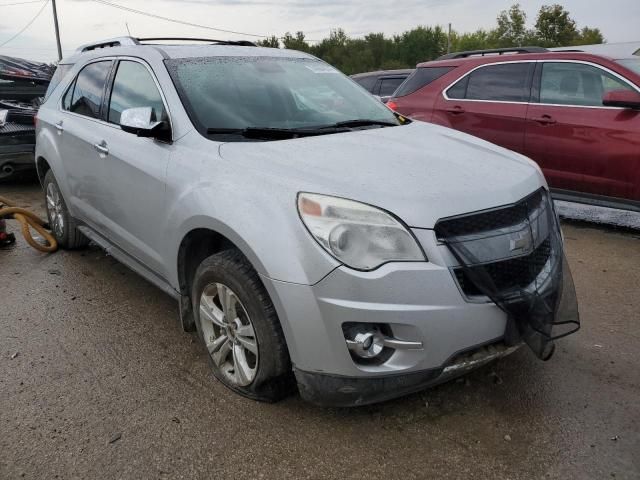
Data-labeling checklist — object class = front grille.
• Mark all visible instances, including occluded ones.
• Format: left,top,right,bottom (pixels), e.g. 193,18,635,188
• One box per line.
436,189,554,299
454,238,551,297
435,189,544,239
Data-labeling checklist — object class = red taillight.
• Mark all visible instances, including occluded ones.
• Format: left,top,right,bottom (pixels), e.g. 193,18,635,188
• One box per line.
33,115,38,127
386,100,398,111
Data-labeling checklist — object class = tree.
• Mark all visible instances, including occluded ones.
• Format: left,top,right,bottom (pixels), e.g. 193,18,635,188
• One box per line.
575,27,604,45
257,36,280,48
282,31,310,52
534,4,579,47
492,4,531,47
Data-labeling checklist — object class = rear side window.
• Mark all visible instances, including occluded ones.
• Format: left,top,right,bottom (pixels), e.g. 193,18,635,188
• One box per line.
447,63,532,102
44,64,73,101
107,61,167,124
394,67,454,97
66,61,112,118
379,77,406,96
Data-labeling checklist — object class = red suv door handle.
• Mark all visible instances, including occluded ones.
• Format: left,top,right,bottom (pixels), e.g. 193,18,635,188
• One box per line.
446,106,465,115
531,115,556,125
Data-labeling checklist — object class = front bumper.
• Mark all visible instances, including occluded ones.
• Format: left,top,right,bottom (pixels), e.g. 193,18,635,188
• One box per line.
261,227,514,405
295,342,521,407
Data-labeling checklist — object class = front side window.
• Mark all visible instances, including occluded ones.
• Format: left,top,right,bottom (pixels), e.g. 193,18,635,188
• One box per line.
447,63,532,102
165,56,399,140
540,62,635,107
66,61,112,118
108,61,167,124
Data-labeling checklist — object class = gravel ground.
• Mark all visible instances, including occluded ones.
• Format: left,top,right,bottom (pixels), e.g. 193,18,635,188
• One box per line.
1,180,639,479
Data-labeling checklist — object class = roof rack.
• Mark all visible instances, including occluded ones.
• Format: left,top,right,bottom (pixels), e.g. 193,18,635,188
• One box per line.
76,36,256,53
437,46,548,60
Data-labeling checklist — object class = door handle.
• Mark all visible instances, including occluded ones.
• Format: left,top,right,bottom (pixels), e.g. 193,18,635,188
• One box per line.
446,106,465,115
93,142,109,155
531,115,556,125
54,121,64,133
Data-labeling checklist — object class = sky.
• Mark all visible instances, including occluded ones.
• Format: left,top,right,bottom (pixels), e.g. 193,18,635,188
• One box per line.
0,0,638,62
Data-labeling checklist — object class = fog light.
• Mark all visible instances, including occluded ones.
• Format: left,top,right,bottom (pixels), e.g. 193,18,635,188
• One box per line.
347,332,384,359
344,324,423,362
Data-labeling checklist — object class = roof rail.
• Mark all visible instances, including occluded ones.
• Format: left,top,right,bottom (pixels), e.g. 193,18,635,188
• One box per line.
137,37,257,47
77,36,140,52
76,36,256,53
437,46,548,60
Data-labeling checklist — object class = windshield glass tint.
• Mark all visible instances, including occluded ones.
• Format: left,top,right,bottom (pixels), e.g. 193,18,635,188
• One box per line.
165,56,398,133
617,59,640,76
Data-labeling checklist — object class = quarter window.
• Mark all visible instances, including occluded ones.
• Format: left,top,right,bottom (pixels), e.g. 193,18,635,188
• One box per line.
107,61,167,124
66,61,112,118
539,62,634,107
447,63,532,102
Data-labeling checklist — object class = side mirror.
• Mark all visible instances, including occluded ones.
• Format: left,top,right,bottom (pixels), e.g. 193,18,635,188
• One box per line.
119,107,169,139
602,89,640,110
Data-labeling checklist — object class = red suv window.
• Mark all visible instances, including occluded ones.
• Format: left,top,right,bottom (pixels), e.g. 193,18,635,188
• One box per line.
447,63,533,102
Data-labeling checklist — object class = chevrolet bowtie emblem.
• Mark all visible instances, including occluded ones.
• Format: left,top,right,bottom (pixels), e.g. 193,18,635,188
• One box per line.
509,230,533,252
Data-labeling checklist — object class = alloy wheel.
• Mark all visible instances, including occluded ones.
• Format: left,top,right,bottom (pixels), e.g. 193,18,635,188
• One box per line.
46,182,65,238
198,283,258,386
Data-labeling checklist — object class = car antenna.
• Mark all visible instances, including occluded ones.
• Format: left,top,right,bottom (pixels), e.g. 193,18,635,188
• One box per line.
125,22,132,36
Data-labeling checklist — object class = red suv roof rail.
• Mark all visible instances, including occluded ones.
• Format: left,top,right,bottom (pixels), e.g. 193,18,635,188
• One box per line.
437,46,548,60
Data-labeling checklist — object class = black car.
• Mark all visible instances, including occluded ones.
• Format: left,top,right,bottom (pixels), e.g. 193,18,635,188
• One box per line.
0,56,54,180
351,69,414,102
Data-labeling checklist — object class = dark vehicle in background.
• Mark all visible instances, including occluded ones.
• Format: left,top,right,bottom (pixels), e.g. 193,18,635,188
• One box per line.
0,56,54,180
388,47,640,211
351,69,413,102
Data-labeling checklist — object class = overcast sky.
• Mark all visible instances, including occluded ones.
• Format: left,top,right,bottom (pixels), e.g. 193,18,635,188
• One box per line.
0,0,638,62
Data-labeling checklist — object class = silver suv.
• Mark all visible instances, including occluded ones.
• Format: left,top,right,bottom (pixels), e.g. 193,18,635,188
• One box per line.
35,37,579,406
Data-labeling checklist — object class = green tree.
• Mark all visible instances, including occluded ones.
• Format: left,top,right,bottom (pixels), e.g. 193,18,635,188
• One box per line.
534,4,579,47
492,4,531,47
574,27,605,45
282,31,310,52
257,35,280,48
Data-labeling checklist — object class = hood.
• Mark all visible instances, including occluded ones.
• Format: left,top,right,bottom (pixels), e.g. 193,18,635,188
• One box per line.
218,122,545,228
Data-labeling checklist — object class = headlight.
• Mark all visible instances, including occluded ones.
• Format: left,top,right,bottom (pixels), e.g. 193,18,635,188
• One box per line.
297,193,425,271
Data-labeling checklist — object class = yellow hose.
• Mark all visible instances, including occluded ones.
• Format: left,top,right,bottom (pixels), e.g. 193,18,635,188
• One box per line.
0,196,57,253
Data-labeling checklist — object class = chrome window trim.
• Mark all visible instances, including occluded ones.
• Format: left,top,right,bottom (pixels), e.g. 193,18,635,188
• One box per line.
441,58,640,110
58,55,174,142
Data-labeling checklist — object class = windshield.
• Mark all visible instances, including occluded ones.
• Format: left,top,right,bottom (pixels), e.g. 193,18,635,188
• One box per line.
617,59,640,76
165,56,399,139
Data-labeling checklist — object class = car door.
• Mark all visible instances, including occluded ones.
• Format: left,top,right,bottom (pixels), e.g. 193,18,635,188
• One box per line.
433,62,535,155
525,61,640,201
96,58,172,276
58,59,113,224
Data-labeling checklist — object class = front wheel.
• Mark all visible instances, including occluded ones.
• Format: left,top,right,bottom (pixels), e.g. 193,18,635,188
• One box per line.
192,249,294,402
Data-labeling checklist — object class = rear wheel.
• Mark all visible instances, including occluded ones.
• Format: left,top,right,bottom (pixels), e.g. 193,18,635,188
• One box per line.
192,249,294,402
43,170,89,249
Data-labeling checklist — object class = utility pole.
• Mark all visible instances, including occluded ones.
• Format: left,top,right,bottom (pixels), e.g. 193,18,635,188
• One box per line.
51,0,63,61
447,23,452,54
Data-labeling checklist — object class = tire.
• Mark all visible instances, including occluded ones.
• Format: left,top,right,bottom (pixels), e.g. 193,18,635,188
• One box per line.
43,170,89,249
192,249,294,402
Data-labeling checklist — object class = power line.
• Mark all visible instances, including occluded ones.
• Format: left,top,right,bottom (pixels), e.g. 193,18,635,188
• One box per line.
91,0,271,39
0,0,49,48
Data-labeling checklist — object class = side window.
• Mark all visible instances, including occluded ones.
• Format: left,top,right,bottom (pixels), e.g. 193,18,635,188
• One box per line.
447,63,532,102
539,62,634,107
379,77,405,97
68,61,112,118
108,61,167,124
353,76,377,93
44,64,73,101
62,78,75,110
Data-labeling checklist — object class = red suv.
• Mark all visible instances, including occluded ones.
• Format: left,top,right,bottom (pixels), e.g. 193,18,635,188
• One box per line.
388,47,640,211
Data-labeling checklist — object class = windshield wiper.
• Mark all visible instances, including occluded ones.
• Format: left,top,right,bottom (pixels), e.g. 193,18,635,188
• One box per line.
320,119,399,129
206,126,347,140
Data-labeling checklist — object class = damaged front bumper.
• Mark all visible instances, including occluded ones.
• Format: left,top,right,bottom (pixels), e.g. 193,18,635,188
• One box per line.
295,341,521,407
